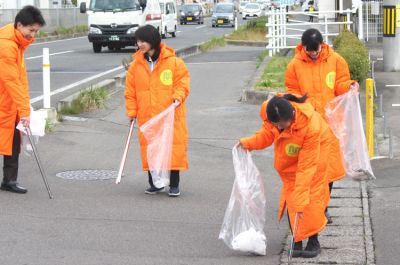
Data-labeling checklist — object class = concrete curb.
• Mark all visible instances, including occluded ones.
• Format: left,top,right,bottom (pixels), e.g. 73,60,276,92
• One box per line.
35,32,87,43
226,39,268,47
362,181,376,265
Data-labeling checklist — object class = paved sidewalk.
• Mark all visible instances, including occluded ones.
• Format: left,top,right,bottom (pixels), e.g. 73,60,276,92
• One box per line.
279,178,375,265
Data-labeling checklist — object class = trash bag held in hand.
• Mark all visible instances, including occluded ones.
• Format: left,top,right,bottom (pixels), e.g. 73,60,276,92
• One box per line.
16,107,46,157
325,89,375,180
140,103,177,188
219,145,267,255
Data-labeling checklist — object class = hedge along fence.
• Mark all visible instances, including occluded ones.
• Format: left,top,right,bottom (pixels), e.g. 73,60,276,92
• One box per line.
333,31,370,84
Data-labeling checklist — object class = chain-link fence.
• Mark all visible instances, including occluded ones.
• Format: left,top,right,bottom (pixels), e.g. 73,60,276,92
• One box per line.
0,8,88,32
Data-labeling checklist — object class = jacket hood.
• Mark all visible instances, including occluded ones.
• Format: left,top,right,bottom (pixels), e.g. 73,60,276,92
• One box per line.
134,43,176,63
0,24,34,50
294,42,333,63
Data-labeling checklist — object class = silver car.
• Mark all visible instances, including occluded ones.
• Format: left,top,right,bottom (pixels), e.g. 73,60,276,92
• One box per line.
212,3,236,28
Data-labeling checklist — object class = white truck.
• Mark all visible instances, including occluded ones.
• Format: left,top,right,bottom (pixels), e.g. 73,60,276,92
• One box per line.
80,0,163,53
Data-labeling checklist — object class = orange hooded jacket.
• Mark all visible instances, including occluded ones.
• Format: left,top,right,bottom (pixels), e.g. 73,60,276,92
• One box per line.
0,24,33,156
240,99,331,242
285,43,354,182
125,43,190,171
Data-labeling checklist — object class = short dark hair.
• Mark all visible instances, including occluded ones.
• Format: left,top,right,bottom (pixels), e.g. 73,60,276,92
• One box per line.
14,6,46,28
301,28,323,51
135,25,161,50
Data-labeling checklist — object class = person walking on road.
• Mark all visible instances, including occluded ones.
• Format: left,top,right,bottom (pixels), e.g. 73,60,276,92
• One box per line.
239,94,334,258
0,6,45,194
284,28,359,224
125,25,190,197
307,1,316,22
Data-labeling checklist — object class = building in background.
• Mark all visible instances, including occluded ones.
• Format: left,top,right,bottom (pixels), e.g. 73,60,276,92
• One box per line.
0,0,74,9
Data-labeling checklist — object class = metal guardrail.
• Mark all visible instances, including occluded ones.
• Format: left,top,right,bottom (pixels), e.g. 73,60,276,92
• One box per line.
265,8,354,56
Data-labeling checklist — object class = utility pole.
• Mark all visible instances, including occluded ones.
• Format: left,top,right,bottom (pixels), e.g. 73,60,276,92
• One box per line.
383,0,400,71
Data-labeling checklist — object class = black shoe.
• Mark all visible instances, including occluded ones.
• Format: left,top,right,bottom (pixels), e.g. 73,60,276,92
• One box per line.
325,209,333,224
144,186,164,195
168,187,180,197
302,236,321,258
1,181,27,194
291,241,303,258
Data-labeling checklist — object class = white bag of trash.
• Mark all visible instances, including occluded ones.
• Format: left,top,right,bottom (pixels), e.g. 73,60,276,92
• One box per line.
219,145,267,256
325,88,375,180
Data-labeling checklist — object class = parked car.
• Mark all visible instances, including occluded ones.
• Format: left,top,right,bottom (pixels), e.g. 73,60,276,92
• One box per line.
270,0,281,9
239,1,249,14
242,3,262,19
212,3,236,28
160,0,178,38
180,4,204,25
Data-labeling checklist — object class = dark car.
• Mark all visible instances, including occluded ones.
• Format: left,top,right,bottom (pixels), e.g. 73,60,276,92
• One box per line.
180,4,204,25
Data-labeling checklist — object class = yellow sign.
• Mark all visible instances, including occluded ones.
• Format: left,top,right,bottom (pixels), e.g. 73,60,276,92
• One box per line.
160,69,173,86
285,144,301,157
396,5,400,28
326,72,336,89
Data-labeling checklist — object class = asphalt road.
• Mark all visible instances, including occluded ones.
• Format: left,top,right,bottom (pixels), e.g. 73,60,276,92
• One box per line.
0,45,287,265
26,16,249,109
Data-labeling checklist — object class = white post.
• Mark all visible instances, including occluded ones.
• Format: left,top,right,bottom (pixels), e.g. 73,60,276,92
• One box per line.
324,15,329,44
346,9,351,31
283,6,287,47
358,3,364,40
271,8,276,55
235,16,238,31
267,12,272,56
43,48,51,109
366,2,369,42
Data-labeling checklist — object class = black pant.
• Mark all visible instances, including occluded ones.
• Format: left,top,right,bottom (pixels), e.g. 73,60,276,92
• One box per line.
3,128,20,183
148,170,180,188
325,182,334,213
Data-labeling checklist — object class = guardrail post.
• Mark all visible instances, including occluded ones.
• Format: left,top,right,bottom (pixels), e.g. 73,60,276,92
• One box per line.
346,8,351,31
43,48,51,109
324,15,329,44
267,12,273,56
366,78,374,158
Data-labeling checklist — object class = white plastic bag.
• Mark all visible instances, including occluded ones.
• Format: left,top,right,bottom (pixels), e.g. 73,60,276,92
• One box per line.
140,103,177,188
16,107,46,156
325,89,375,180
219,145,267,256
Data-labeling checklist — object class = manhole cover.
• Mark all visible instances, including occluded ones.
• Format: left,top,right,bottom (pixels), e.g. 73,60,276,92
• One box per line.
56,170,118,181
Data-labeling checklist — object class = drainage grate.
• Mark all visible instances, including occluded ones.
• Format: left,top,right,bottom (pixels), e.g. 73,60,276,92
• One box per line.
56,170,118,181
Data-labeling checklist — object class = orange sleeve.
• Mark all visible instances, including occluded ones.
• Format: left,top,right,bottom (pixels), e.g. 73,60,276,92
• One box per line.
0,45,30,117
292,125,320,212
124,64,138,118
285,60,301,95
240,103,274,151
334,54,354,96
172,58,190,103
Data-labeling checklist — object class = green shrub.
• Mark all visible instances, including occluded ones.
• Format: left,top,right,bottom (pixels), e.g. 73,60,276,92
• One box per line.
333,31,370,83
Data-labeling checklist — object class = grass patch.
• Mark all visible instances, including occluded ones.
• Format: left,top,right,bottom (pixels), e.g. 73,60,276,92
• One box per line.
226,17,267,41
59,86,109,115
199,37,226,52
37,25,88,38
256,50,269,69
45,119,54,133
256,55,292,92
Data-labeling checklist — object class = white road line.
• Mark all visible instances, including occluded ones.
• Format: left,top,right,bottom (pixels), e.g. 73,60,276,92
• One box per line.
196,25,207,29
386,85,400,87
26,50,74,60
186,61,254,65
31,36,87,46
392,104,400,107
30,66,124,104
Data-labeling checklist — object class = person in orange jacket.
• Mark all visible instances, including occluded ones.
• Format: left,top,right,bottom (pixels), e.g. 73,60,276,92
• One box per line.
0,6,45,194
284,28,359,224
239,94,333,258
125,25,190,197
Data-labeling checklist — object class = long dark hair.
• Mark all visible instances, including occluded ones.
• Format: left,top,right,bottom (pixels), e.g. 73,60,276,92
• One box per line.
266,94,308,123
